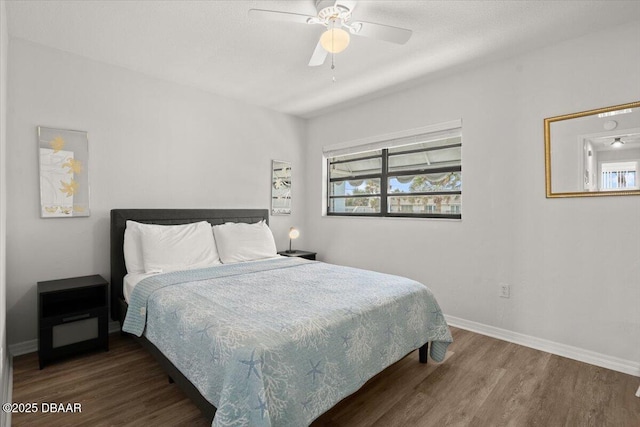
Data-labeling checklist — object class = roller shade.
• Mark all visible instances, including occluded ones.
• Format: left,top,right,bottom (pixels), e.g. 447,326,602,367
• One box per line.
323,119,462,158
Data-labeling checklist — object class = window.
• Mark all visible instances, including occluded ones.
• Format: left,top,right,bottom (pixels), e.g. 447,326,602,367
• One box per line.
600,161,638,190
325,122,462,219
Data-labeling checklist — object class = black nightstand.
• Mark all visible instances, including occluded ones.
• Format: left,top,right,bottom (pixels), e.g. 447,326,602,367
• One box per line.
278,250,317,260
37,274,109,369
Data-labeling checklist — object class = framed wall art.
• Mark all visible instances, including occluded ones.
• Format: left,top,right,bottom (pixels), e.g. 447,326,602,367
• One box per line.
38,126,91,217
271,160,291,215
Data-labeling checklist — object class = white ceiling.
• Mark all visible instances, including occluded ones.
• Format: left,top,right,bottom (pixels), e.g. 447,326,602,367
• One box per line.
5,1,640,118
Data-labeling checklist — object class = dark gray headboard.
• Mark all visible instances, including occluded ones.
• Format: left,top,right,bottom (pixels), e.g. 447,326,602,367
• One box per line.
110,208,269,321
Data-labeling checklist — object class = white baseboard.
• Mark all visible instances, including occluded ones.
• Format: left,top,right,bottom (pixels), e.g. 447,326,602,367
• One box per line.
8,339,36,357
1,354,12,427
445,315,640,378
8,321,121,357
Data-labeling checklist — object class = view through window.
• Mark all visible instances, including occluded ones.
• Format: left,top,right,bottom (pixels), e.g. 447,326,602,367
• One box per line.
326,126,462,219
601,161,638,190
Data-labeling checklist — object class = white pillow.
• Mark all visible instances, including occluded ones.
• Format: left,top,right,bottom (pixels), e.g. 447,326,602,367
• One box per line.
212,221,277,264
124,220,145,274
138,221,221,274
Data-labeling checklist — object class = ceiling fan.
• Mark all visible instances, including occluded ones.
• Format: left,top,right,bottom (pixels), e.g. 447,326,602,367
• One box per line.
248,0,412,67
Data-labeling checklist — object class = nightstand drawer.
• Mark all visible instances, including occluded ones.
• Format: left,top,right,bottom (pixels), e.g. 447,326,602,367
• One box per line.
52,316,99,348
40,306,107,328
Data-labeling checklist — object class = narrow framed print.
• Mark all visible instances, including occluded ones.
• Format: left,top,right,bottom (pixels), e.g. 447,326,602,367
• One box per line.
271,160,291,215
38,126,90,217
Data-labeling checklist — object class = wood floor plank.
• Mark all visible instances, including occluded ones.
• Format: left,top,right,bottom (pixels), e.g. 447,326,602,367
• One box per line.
370,332,513,427
470,343,552,426
11,328,640,426
314,350,453,426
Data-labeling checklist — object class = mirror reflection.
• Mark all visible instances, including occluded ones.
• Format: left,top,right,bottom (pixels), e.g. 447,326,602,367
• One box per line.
545,101,640,197
271,160,291,215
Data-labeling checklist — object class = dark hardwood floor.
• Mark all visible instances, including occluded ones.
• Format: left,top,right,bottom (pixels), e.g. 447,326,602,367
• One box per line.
11,327,640,426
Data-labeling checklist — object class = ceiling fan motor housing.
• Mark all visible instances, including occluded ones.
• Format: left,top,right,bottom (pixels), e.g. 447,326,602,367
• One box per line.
316,0,352,23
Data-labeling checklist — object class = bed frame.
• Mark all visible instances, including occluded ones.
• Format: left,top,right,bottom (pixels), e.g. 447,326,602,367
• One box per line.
111,209,269,420
110,208,428,421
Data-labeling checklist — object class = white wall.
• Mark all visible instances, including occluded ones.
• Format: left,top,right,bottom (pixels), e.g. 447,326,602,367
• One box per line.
305,22,640,369
598,148,640,162
6,39,307,346
0,1,9,425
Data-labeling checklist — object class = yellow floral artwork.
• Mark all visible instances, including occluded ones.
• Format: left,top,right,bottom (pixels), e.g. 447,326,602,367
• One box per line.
39,126,90,217
49,136,65,153
59,179,79,197
62,158,83,174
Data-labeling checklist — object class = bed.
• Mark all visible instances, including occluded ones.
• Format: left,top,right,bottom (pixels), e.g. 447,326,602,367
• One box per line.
111,208,452,426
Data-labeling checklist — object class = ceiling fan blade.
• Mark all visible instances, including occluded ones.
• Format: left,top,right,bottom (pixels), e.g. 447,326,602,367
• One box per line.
308,40,328,67
349,21,412,44
248,9,316,25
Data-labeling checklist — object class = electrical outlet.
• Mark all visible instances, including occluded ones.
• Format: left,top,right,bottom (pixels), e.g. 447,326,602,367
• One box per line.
499,283,511,298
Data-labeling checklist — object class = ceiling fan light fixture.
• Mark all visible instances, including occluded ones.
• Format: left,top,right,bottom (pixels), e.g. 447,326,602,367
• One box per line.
611,137,624,148
320,27,350,53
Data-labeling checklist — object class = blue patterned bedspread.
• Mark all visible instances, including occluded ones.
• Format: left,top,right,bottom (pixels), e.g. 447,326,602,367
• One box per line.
122,257,452,426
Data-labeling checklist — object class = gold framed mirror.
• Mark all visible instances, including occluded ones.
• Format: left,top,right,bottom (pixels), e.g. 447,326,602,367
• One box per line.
544,101,640,198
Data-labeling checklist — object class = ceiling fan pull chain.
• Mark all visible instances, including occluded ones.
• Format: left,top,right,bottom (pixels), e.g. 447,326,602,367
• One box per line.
331,23,337,82
331,52,337,82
